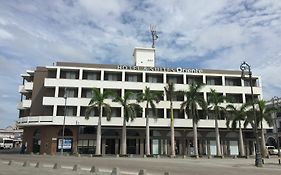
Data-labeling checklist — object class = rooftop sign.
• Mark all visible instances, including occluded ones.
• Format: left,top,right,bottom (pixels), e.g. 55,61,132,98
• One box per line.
117,65,203,73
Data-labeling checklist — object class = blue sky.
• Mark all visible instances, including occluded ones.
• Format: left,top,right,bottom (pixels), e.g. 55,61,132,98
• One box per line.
0,0,281,128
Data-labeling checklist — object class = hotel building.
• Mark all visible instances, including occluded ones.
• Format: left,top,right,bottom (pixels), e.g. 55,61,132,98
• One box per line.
17,47,268,156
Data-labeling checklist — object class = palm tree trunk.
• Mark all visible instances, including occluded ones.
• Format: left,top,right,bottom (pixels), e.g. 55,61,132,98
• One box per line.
238,120,245,156
193,120,199,158
121,117,127,155
170,101,175,157
215,110,222,156
95,106,102,155
260,121,267,157
145,102,150,156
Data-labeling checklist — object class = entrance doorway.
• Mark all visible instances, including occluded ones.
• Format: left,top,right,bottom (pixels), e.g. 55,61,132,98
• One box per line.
106,139,115,154
127,139,136,154
32,130,41,153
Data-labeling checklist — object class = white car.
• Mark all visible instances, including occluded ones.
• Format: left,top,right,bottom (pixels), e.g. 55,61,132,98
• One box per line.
266,146,279,155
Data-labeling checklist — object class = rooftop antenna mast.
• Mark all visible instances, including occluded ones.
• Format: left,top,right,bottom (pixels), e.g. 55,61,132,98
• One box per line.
150,25,158,48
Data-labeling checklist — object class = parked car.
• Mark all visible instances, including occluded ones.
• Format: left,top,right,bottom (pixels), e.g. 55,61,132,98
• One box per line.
0,138,13,149
266,146,279,155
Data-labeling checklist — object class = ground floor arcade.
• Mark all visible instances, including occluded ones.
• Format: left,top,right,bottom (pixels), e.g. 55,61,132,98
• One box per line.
22,126,258,157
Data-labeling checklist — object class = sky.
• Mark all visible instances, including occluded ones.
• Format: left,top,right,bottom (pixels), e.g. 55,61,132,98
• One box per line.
0,0,281,128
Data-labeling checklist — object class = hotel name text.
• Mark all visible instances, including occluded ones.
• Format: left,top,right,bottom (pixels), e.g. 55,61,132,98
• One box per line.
117,65,203,73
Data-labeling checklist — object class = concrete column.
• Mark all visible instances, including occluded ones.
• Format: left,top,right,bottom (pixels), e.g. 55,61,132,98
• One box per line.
199,139,203,156
183,74,187,84
76,106,80,117
55,86,59,97
122,71,125,82
202,75,206,84
223,140,228,156
78,87,82,98
246,140,250,157
164,139,168,155
115,139,119,154
163,73,167,84
79,69,83,80
207,140,210,156
183,139,187,156
56,68,60,79
179,139,183,155
187,139,191,156
101,70,104,81
136,139,139,154
222,75,225,86
252,141,256,156
102,139,106,155
53,105,57,116
140,139,144,156
160,139,164,155
202,139,206,155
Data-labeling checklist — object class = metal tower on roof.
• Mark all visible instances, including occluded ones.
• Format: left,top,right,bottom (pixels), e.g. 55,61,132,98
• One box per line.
150,25,158,48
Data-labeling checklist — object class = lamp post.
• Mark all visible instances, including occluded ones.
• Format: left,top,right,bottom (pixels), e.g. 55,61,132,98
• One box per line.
61,87,67,155
240,61,262,167
272,96,280,157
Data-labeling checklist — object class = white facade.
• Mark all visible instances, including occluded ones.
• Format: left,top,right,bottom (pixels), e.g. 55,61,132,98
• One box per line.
17,62,266,129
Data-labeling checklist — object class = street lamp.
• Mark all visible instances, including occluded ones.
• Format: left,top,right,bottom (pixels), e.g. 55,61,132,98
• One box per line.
272,96,280,157
240,61,262,167
61,87,67,155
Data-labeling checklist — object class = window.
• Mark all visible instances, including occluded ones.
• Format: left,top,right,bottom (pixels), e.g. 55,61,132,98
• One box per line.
166,75,183,84
83,71,100,80
66,107,76,116
187,75,203,84
146,74,163,83
225,77,241,86
226,94,243,103
59,88,78,98
66,72,76,79
80,107,98,117
206,76,222,85
104,72,122,81
167,109,184,119
125,90,142,100
125,73,142,82
244,78,258,87
103,89,121,99
82,88,93,98
146,108,164,118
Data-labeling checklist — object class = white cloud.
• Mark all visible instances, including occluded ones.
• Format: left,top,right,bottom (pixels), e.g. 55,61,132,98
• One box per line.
0,0,281,127
0,28,14,39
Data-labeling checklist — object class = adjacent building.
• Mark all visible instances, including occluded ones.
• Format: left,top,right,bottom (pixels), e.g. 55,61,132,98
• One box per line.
17,47,268,156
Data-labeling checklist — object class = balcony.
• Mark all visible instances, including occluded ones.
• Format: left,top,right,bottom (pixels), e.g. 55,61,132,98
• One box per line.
17,100,32,109
18,82,33,93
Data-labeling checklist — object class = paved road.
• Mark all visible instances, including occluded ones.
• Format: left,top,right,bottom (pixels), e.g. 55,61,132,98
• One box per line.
0,154,281,175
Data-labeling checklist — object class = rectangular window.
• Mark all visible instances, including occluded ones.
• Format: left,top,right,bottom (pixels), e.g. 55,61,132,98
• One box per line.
225,77,241,86
66,72,76,79
206,76,222,85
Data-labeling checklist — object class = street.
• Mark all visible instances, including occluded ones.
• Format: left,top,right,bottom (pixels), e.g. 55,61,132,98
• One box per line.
0,153,281,175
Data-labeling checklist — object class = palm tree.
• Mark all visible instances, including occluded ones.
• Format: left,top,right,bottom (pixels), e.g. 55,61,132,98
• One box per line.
164,82,177,157
208,89,228,157
85,88,112,155
180,82,207,158
245,100,276,157
113,91,142,155
226,103,248,157
137,86,162,156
